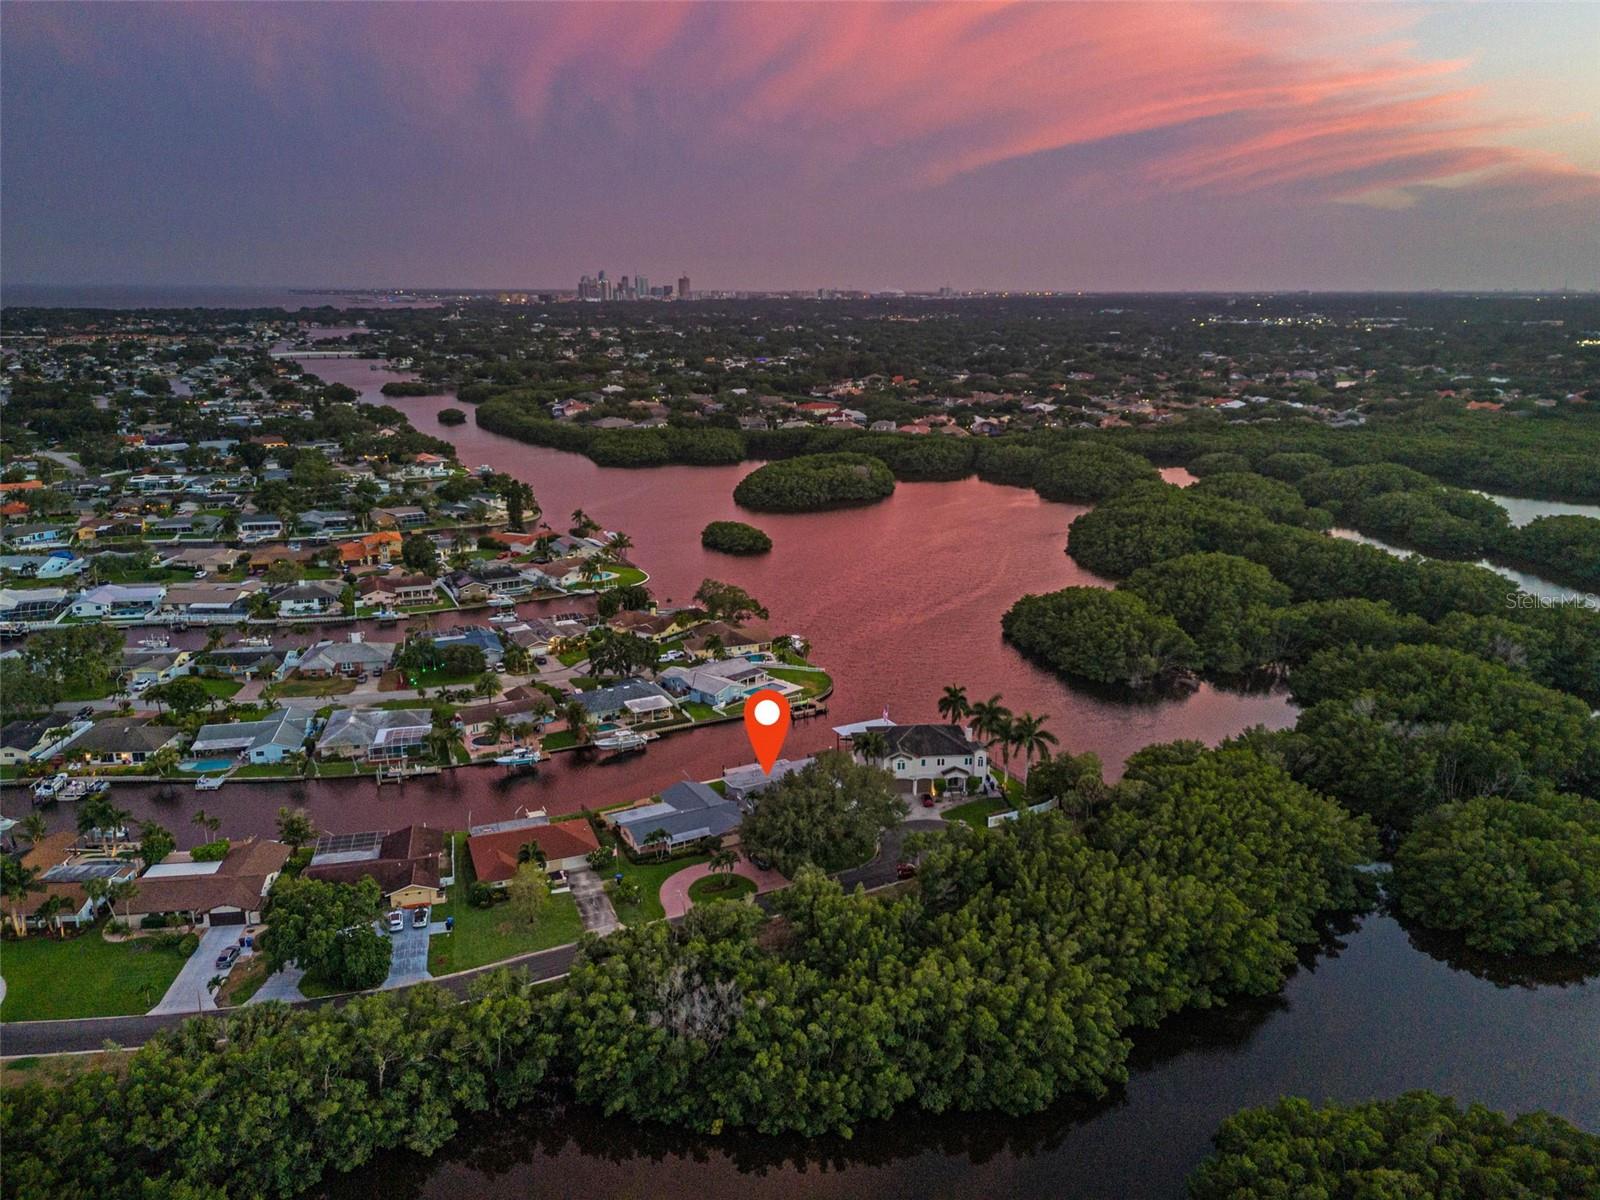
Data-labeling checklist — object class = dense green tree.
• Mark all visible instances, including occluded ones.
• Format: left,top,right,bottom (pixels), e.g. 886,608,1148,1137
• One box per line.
1002,587,1197,686
1391,790,1600,955
700,520,773,555
1032,442,1159,503
733,453,895,512
739,751,907,874
1125,552,1292,673
260,876,391,990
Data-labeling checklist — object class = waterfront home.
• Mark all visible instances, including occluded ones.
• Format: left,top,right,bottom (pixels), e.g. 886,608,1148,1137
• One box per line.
0,716,83,766
659,658,771,707
295,635,395,679
62,717,182,767
125,839,290,928
297,509,358,536
455,694,550,738
237,515,284,540
356,573,438,608
0,586,71,622
2,522,73,549
856,723,989,797
372,505,429,530
303,826,449,909
525,555,596,589
606,610,681,640
1,831,139,936
467,814,599,885
271,580,344,617
316,707,431,761
431,625,504,666
677,621,779,659
160,581,263,620
188,707,313,765
68,583,168,620
441,563,538,602
119,646,193,688
149,513,222,539
610,780,742,853
165,546,242,575
721,756,814,806
571,678,679,726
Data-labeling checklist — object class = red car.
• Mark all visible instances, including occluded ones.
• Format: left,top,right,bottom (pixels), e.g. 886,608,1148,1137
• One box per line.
921,794,936,808
895,861,917,880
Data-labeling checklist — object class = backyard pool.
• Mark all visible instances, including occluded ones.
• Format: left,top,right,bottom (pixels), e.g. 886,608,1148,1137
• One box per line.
179,759,235,773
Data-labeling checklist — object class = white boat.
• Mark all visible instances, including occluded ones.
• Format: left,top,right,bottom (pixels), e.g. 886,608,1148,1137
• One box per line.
493,748,543,767
138,635,171,649
56,778,109,803
195,774,226,791
487,612,517,624
593,730,649,752
487,596,516,609
374,608,403,622
32,773,69,799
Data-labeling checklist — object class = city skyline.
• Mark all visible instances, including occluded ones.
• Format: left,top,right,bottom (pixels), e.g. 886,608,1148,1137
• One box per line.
3,2,1598,292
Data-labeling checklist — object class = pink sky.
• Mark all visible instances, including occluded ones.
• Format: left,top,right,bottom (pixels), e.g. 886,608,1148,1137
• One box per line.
4,2,1597,290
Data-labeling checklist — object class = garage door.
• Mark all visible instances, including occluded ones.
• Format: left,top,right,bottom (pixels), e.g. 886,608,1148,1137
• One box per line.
209,910,246,926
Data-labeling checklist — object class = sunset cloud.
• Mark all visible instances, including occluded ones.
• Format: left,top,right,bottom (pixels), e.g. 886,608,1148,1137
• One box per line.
4,1,1596,289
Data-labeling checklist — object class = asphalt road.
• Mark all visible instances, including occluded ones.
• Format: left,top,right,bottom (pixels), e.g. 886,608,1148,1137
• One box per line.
836,818,947,890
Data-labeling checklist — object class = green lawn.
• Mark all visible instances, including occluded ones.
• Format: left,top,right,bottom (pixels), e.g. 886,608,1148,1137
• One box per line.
232,762,304,779
540,729,578,751
556,645,589,667
0,926,189,1021
681,701,719,721
194,677,242,701
275,677,357,698
603,844,709,926
403,668,482,689
687,874,756,905
426,834,584,974
764,665,832,699
944,797,1010,830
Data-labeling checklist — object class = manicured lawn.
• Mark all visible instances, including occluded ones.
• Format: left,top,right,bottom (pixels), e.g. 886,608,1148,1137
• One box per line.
426,835,585,974
765,665,832,699
681,701,719,721
0,927,189,1021
194,677,242,701
603,844,709,926
275,677,357,698
402,668,482,689
541,729,578,751
215,956,269,1007
944,797,1010,830
232,762,303,779
687,874,756,904
556,646,589,667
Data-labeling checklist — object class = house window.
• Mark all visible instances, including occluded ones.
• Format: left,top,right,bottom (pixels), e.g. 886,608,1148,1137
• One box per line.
937,758,944,766
896,760,907,771
964,757,972,765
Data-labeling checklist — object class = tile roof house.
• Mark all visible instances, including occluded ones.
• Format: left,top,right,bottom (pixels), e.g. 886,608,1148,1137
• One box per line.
1,831,139,935
571,678,679,725
126,839,291,928
467,815,599,883
295,636,395,678
610,780,743,853
302,825,449,909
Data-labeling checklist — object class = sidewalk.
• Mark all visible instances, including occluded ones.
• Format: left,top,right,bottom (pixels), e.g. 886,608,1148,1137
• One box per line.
659,855,787,920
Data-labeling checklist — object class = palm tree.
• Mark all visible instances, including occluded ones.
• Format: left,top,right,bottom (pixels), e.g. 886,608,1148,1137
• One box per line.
1010,712,1059,774
606,531,633,557
19,812,48,849
937,684,971,726
192,808,221,838
569,508,599,538
708,846,739,891
35,893,71,939
969,695,1012,750
562,701,594,747
485,715,514,747
643,828,671,862
107,879,139,926
424,724,464,766
2,859,44,936
852,730,889,763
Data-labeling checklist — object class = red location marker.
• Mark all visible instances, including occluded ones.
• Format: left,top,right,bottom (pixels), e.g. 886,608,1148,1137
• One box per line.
743,688,792,774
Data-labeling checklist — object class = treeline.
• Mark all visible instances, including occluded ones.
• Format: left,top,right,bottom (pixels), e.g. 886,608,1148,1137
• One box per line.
1009,479,1600,957
733,453,896,511
4,742,1375,1195
1188,1092,1600,1198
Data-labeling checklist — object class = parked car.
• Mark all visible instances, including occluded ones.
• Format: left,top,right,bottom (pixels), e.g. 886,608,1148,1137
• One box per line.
895,861,918,880
534,655,549,666
75,705,95,720
386,910,404,932
921,794,936,808
750,854,773,871
411,907,429,928
659,650,686,663
215,945,241,971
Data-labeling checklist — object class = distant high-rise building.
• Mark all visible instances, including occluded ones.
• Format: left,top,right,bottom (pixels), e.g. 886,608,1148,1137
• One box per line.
677,275,691,300
635,274,649,298
577,274,598,301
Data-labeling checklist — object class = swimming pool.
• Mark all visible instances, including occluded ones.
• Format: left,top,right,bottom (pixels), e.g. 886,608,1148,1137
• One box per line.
179,758,235,773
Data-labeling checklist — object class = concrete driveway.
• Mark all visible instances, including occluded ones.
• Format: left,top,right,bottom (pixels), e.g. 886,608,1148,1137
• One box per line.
566,865,619,935
149,925,241,1015
380,912,438,989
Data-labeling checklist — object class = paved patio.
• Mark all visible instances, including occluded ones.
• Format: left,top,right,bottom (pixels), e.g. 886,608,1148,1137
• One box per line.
659,856,787,920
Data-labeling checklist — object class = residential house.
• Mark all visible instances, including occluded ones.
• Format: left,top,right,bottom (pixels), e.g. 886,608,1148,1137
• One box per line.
678,621,780,659
188,707,313,764
858,723,989,796
610,780,742,853
571,678,679,726
68,584,167,620
166,546,242,575
441,563,537,602
659,658,771,707
336,530,402,568
720,756,814,806
0,586,70,623
148,513,222,539
0,716,83,766
3,522,72,549
431,625,504,666
295,635,395,679
303,826,450,909
271,580,345,617
62,717,182,766
357,573,438,608
454,694,550,738
126,839,290,928
160,581,263,621
119,647,193,688
196,643,296,680
372,506,429,530
297,509,358,536
1,831,139,936
606,610,681,640
467,814,599,885
316,707,431,761
237,515,284,540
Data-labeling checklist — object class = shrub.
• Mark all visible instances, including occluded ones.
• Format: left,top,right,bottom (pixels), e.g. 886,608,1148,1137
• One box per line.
178,932,200,958
436,407,467,426
190,839,230,862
